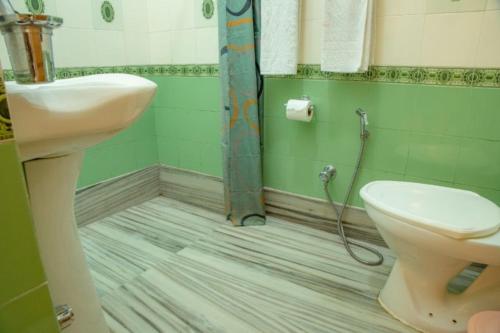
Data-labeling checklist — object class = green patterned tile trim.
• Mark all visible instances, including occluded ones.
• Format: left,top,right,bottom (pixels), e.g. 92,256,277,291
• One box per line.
273,65,500,88
3,64,500,87
2,65,219,81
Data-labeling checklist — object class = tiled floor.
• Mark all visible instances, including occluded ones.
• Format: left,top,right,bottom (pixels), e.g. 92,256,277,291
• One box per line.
79,196,417,333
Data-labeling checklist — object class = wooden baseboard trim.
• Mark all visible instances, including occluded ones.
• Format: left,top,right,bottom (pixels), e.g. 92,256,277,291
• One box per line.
75,164,384,246
75,166,160,226
159,165,385,247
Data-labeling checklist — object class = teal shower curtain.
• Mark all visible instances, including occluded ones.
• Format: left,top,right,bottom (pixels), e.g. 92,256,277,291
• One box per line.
218,0,266,226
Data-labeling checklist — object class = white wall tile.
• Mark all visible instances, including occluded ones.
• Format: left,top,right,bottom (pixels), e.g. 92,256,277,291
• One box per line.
486,0,500,9
11,0,58,15
56,0,92,29
377,0,426,15
374,15,425,66
94,30,126,66
476,10,500,67
302,0,324,20
2,0,495,69
376,0,401,16
92,0,124,30
425,0,487,13
147,0,171,32
122,0,149,32
9,0,25,12
195,27,218,64
52,28,96,67
400,0,426,14
299,19,321,64
125,32,151,65
0,43,11,69
42,0,58,14
148,0,195,32
169,0,195,30
150,31,172,64
422,12,483,67
194,0,218,28
170,29,196,64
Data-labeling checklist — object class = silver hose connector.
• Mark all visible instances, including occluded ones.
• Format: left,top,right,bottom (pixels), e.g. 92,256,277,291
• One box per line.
319,165,336,184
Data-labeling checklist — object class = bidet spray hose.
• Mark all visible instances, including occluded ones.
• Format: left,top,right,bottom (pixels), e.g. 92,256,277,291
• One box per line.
323,109,384,266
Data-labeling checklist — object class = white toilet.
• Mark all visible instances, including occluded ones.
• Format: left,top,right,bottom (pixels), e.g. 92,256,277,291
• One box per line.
360,181,500,333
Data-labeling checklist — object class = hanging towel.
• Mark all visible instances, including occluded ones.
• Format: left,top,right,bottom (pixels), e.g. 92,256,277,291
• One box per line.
321,0,374,73
261,0,300,75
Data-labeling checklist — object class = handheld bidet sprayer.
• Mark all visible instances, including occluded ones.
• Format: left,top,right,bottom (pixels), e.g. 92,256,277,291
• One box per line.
356,108,369,139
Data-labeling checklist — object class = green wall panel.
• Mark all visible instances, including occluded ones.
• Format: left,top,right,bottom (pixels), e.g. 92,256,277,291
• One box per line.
263,78,500,206
79,75,500,208
78,76,159,188
0,286,59,333
153,77,222,177
0,142,46,305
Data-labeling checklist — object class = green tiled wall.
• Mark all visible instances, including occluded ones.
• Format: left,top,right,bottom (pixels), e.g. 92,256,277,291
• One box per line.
0,284,59,333
77,76,159,188
148,76,499,207
152,76,222,176
78,74,500,208
263,79,500,206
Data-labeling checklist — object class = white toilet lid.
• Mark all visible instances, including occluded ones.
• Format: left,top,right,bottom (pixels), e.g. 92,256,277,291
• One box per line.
360,181,500,240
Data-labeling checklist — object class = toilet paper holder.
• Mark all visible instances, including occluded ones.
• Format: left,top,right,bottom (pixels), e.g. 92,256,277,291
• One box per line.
283,96,314,116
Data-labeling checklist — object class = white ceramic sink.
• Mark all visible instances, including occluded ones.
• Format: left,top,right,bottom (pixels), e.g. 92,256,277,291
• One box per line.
6,73,156,333
6,73,157,161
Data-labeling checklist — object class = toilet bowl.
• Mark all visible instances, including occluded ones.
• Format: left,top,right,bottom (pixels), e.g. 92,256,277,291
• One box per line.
360,181,500,333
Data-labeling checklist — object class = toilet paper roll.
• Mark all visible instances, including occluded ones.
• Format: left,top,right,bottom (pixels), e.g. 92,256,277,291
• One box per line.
286,99,313,122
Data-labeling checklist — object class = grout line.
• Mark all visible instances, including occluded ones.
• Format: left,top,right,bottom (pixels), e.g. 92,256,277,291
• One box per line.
0,282,49,310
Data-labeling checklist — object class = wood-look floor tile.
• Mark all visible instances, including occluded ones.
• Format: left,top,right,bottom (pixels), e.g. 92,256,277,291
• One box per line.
80,197,225,296
179,217,394,303
101,251,415,333
81,197,417,332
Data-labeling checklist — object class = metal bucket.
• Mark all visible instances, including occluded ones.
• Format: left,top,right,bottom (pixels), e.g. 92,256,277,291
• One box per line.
0,14,63,84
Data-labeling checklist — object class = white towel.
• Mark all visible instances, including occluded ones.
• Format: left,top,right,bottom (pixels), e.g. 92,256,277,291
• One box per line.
321,0,374,73
261,0,300,75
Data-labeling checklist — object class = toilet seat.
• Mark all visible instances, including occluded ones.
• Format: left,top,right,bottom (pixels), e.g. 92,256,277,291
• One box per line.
361,181,500,240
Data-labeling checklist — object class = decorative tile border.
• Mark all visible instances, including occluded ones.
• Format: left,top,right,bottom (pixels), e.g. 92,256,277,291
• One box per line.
272,65,500,88
4,64,500,87
2,65,219,81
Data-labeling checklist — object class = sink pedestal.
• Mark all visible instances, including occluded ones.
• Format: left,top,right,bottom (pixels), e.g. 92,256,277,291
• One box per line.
25,153,109,333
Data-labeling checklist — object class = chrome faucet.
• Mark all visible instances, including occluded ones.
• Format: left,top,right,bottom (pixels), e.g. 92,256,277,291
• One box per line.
0,0,63,83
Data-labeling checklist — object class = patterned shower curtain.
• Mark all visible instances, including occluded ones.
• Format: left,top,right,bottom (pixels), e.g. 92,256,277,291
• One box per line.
218,0,266,226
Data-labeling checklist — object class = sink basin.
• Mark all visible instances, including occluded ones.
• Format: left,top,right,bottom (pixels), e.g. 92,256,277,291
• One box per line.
6,73,157,161
7,73,157,333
